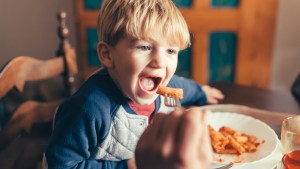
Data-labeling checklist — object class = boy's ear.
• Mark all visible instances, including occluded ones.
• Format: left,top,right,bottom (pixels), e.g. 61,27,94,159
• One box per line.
97,41,114,68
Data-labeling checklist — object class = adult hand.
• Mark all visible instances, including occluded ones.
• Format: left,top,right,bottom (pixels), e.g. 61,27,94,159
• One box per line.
202,85,224,104
135,108,212,169
127,158,137,169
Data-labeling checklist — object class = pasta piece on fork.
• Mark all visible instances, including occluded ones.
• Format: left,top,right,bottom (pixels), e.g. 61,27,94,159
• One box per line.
157,85,183,99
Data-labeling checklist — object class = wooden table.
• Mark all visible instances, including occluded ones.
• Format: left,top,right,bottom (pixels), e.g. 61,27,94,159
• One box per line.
210,82,300,114
208,82,300,137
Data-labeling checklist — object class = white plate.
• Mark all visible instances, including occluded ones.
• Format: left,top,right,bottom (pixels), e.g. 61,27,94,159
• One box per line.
210,139,282,169
208,112,278,167
233,139,283,169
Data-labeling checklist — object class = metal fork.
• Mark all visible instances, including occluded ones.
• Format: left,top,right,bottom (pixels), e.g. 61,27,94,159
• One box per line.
212,162,234,169
164,96,181,108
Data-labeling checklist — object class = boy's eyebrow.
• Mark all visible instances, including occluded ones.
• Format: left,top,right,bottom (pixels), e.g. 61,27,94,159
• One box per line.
129,38,149,44
129,38,138,43
126,36,181,48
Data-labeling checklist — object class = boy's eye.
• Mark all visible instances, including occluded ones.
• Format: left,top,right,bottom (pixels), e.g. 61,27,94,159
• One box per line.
137,45,152,51
167,49,178,55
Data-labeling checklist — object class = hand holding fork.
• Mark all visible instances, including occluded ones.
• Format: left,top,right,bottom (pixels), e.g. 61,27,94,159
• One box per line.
163,96,233,169
136,100,214,169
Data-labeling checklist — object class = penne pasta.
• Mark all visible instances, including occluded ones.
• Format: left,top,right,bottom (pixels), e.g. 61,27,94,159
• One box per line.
157,85,183,99
208,125,261,155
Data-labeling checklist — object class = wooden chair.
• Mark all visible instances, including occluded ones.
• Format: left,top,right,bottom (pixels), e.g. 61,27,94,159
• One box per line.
0,11,78,168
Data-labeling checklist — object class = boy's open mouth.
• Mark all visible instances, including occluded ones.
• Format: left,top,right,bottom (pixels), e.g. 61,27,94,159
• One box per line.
139,76,162,92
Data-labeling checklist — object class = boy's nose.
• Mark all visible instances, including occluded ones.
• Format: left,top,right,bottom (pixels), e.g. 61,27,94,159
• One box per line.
148,50,166,68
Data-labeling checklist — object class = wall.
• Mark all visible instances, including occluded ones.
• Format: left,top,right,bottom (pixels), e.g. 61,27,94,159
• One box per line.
0,0,299,93
0,0,77,67
271,0,300,92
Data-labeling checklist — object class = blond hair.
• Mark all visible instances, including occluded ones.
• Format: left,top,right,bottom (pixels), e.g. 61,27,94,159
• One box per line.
97,0,190,50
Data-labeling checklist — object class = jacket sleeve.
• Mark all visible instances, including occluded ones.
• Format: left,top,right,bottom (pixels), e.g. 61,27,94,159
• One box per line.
168,75,207,106
44,98,128,169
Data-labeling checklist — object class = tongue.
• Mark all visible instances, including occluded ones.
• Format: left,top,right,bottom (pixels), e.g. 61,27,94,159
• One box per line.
140,77,155,91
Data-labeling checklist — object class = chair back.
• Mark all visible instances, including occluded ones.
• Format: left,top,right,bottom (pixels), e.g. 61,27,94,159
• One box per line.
0,11,78,151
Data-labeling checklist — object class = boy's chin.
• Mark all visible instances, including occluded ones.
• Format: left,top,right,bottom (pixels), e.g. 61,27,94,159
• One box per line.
134,96,157,106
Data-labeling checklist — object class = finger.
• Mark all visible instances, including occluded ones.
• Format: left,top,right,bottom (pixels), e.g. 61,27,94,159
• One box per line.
199,122,212,155
200,108,209,122
207,98,218,104
157,109,183,156
136,113,167,149
147,113,167,139
135,113,167,160
197,110,213,165
127,158,137,169
211,88,224,99
174,108,202,159
158,109,183,143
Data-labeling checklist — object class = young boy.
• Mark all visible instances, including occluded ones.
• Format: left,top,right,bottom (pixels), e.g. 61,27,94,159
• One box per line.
44,0,223,168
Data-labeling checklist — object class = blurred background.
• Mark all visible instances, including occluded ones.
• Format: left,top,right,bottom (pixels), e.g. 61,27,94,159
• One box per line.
1,1,299,168
0,0,299,93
